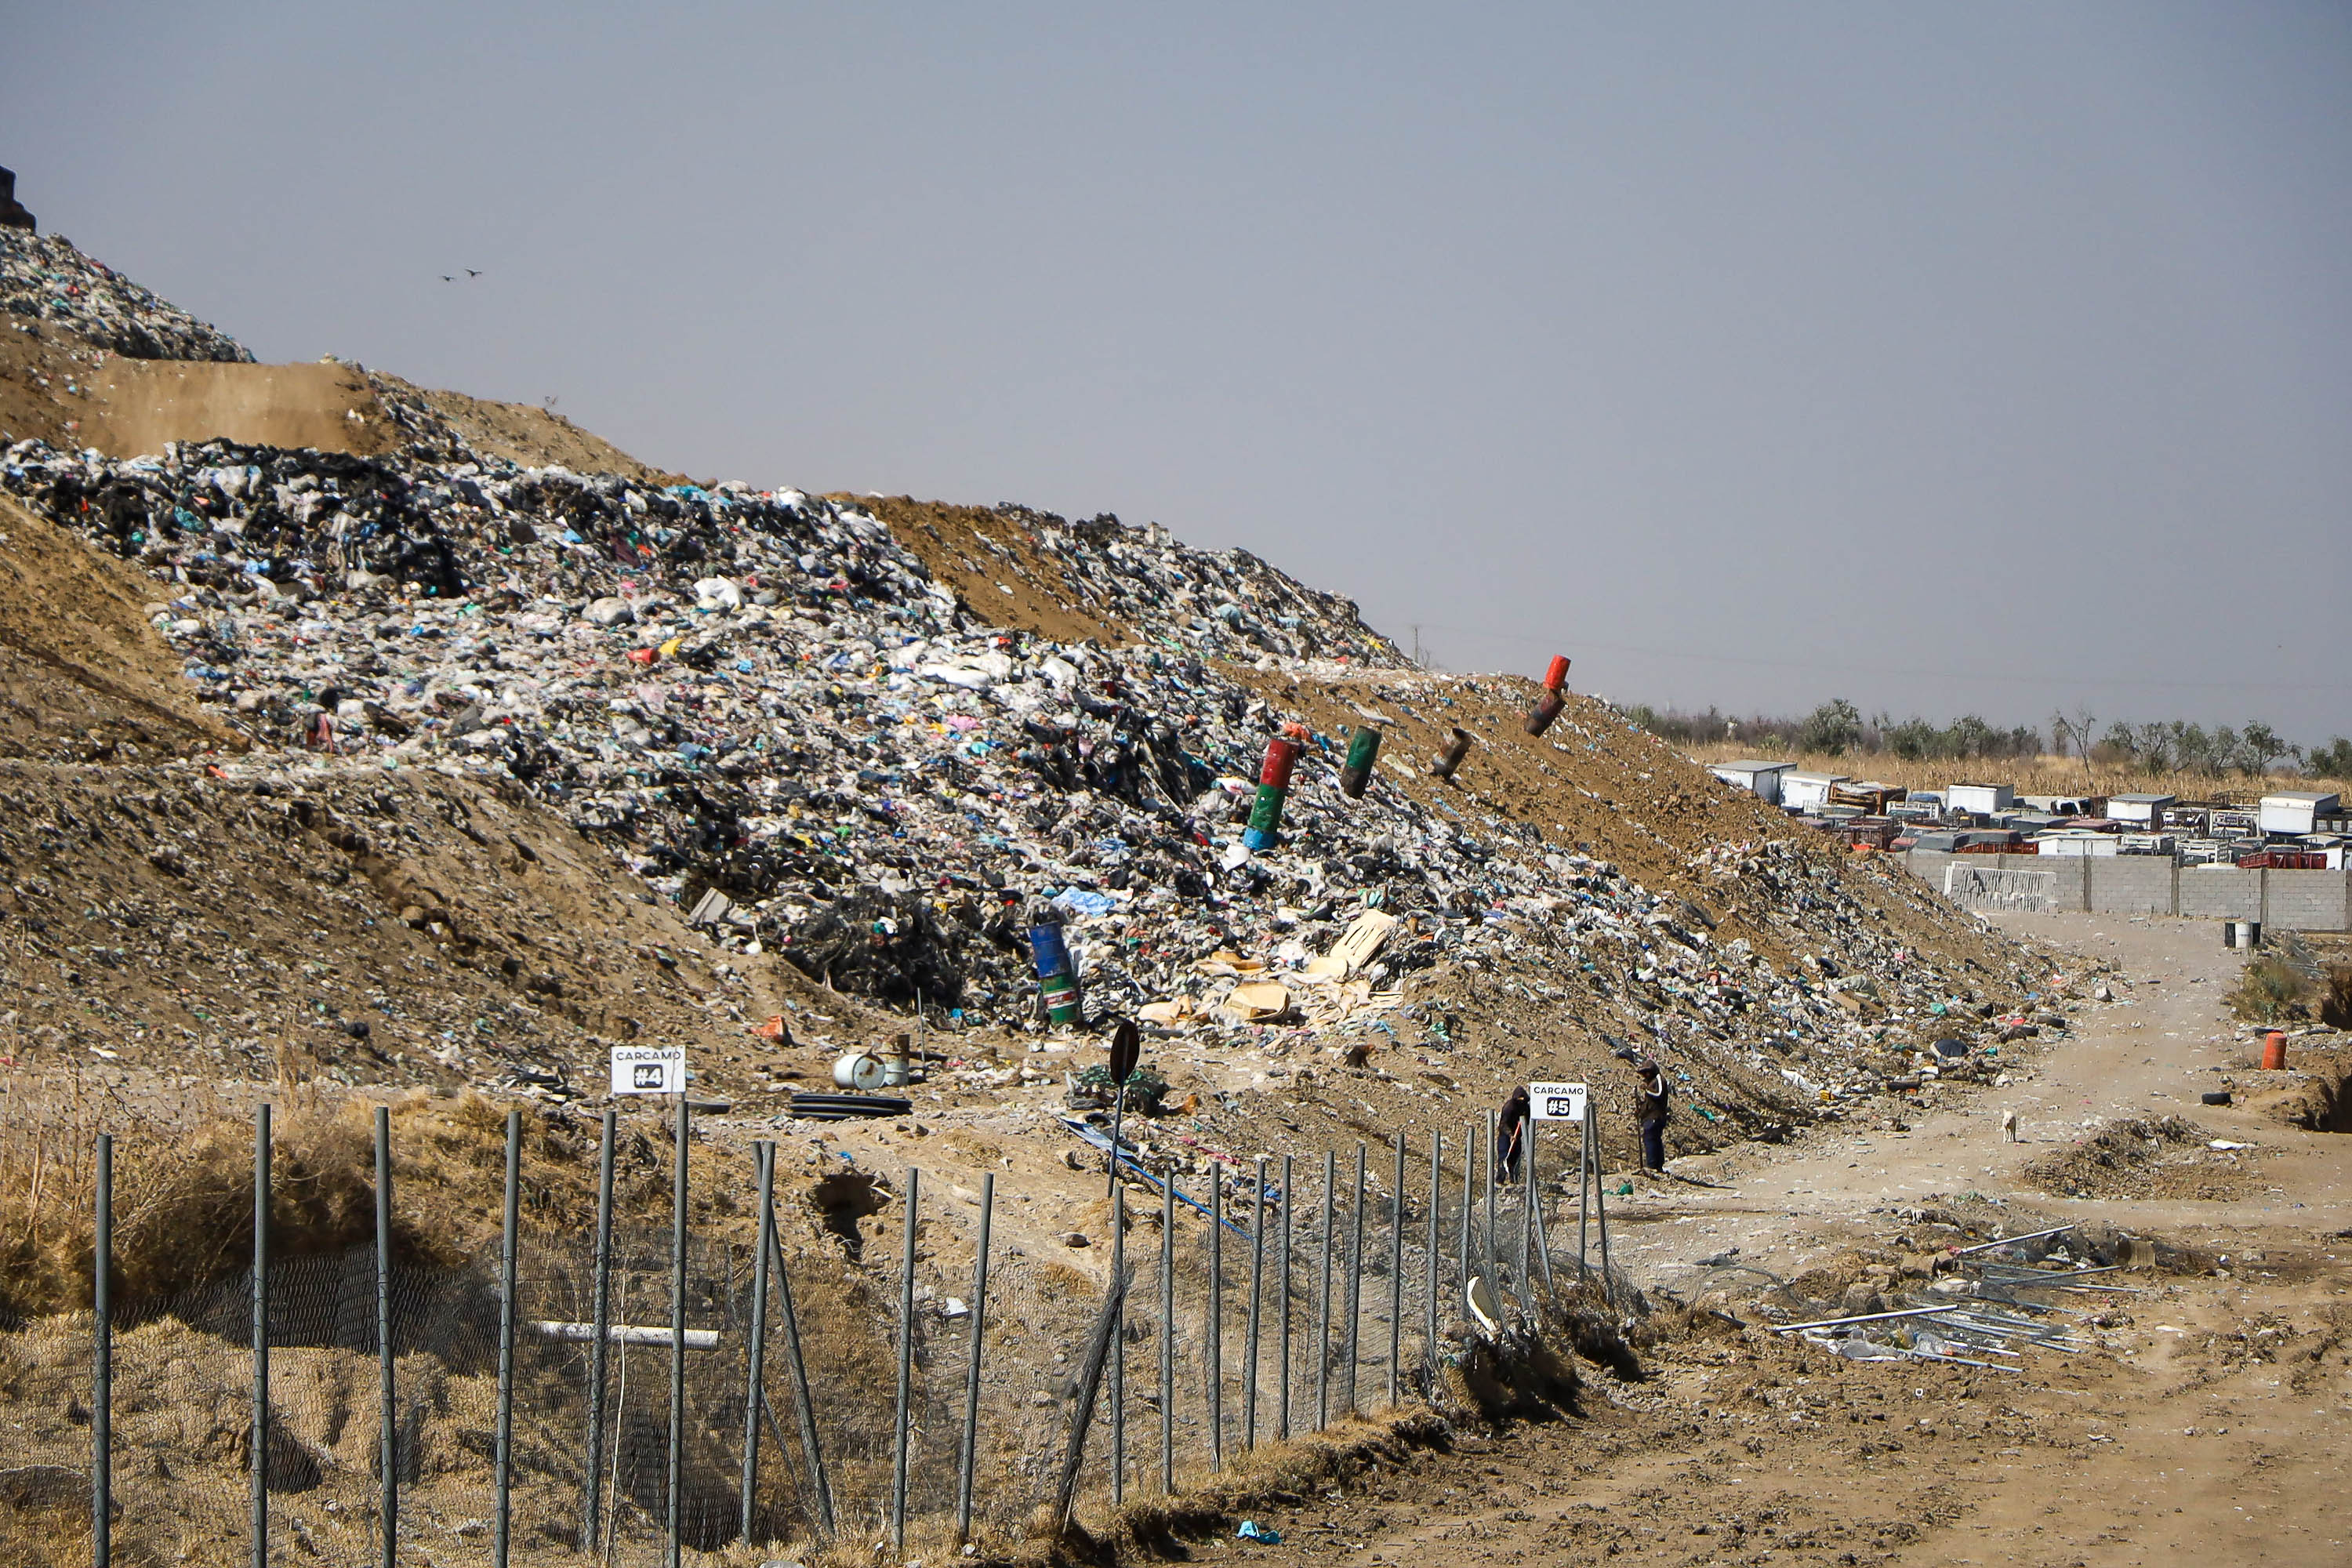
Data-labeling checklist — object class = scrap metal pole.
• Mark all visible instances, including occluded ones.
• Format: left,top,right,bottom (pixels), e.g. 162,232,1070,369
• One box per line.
739,1142,776,1545
583,1109,617,1548
1343,1144,1365,1415
666,1100,689,1568
1207,1178,1223,1472
1243,1158,1265,1450
1387,1133,1405,1407
1314,1150,1334,1432
1424,1131,1440,1385
375,1109,397,1568
252,1104,270,1568
1158,1178,1174,1496
956,1173,995,1543
1277,1154,1294,1443
494,1112,521,1568
1577,1106,1592,1283
891,1168,920,1555
767,1178,835,1537
1110,1182,1127,1503
93,1133,111,1568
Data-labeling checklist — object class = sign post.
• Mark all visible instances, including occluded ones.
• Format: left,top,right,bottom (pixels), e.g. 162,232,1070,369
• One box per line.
1527,1083,1589,1283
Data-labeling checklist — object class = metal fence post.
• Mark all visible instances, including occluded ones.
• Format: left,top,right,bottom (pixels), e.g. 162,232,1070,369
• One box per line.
1457,1120,1475,1294
1424,1131,1440,1387
1577,1105,1592,1283
1517,1112,1534,1315
956,1172,994,1544
375,1109,397,1568
251,1105,270,1568
584,1109,616,1549
494,1111,520,1568
766,1175,834,1537
1592,1114,1614,1304
1343,1143,1365,1416
1207,1177,1223,1473
1159,1178,1174,1497
93,1132,111,1568
1111,1183,1127,1503
1315,1150,1334,1432
740,1142,776,1544
1387,1133,1404,1408
666,1099,689,1568
891,1167,920,1555
1483,1111,1497,1290
1277,1154,1294,1443
1243,1157,1265,1450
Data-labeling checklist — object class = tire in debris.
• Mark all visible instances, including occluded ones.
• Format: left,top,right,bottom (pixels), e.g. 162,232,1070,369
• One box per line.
2200,1091,2232,1106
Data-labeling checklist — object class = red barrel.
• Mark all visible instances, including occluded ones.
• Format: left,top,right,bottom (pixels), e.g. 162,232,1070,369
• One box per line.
1259,736,1303,789
1542,655,1570,692
2262,1031,2287,1071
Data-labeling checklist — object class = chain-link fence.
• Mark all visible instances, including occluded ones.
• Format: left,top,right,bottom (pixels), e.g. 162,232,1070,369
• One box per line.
0,1108,1627,1566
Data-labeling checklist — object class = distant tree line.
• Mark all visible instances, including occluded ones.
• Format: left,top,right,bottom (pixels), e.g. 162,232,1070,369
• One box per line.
1623,697,2351,780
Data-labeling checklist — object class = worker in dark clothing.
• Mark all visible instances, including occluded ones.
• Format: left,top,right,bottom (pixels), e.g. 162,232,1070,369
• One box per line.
1497,1084,1531,1182
1613,1045,1671,1171
1630,1054,1671,1172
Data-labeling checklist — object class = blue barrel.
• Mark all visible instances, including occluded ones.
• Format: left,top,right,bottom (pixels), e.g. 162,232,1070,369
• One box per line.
1029,923,1074,979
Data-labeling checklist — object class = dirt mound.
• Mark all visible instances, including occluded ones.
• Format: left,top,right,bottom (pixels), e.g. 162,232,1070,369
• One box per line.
86,358,403,458
2023,1114,2272,1200
367,371,684,482
2241,1041,2352,1134
0,493,236,758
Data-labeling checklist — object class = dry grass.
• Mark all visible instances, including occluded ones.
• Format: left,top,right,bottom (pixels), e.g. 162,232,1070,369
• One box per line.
0,1083,768,1322
1684,743,2337,804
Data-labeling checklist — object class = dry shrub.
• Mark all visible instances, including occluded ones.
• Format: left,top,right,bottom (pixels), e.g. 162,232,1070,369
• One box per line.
2227,955,2314,1024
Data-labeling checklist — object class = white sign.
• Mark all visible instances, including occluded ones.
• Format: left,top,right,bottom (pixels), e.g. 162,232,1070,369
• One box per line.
1528,1080,1587,1123
610,1044,687,1096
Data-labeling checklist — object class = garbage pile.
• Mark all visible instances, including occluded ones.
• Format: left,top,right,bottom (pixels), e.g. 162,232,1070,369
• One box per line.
2,229,254,362
955,501,1403,666
0,422,2022,1084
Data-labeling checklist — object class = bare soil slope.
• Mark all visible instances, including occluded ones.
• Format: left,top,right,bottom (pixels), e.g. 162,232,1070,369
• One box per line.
0,492,237,759
368,371,684,481
87,358,404,458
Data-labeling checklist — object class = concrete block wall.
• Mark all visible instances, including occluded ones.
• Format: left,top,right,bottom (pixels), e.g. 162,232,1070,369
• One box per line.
2179,868,2263,920
2089,855,2175,915
2263,869,2352,931
1902,851,2351,930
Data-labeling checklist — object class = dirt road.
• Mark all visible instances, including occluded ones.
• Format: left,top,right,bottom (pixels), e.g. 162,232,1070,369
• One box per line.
1170,914,2352,1567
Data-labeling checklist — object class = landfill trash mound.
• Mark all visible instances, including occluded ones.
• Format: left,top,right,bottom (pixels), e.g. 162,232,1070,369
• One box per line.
2022,1114,2274,1201
2,229,252,363
0,398,2041,1068
862,493,1406,665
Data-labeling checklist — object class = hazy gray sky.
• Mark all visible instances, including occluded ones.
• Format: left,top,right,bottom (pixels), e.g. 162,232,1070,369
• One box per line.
9,3,2349,738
